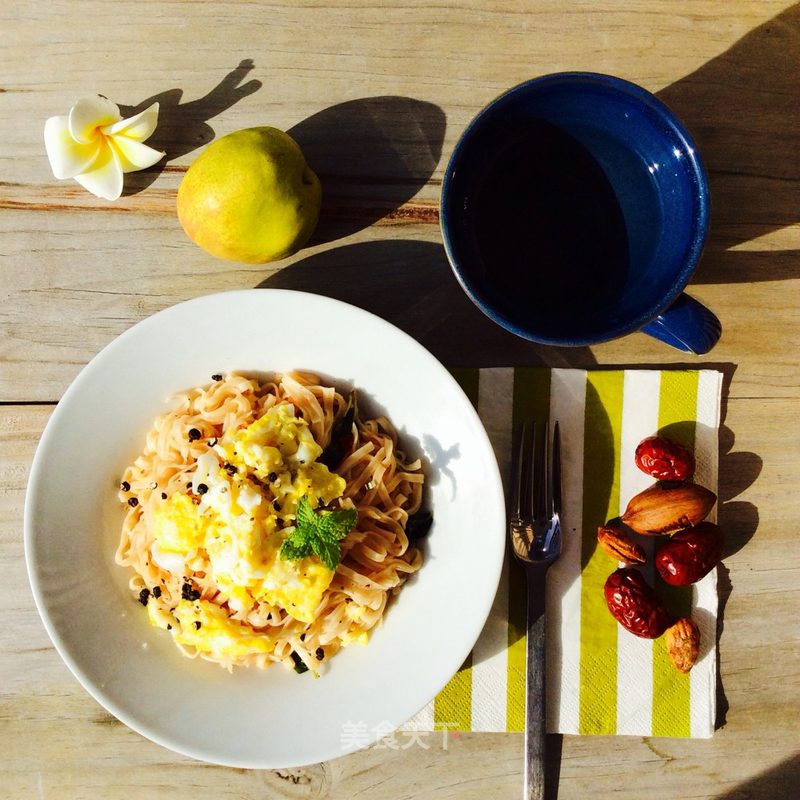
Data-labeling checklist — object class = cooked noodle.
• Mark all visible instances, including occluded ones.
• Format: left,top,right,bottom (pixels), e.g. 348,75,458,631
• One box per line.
116,371,425,672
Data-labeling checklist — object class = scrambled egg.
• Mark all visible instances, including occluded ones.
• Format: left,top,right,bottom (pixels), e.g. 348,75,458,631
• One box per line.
148,403,347,653
149,599,274,660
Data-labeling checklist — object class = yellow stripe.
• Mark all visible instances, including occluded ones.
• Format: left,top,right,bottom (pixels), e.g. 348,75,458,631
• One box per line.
506,368,551,732
506,557,527,732
651,371,698,737
434,653,473,731
578,371,625,735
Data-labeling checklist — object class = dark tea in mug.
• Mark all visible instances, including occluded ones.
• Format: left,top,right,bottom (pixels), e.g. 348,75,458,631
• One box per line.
470,119,631,337
441,73,716,352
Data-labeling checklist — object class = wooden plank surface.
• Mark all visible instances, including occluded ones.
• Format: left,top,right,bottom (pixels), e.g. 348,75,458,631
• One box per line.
2,396,796,798
1,1,799,798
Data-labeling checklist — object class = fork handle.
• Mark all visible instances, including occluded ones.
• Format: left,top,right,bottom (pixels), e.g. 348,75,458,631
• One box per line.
524,563,548,800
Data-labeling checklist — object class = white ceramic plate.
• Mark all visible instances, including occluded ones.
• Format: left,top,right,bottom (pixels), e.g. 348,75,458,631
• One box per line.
24,289,505,769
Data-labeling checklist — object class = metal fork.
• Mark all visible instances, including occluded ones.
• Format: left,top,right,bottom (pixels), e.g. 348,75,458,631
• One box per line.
509,421,562,800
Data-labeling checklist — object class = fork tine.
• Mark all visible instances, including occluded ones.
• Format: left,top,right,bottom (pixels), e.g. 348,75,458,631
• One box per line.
533,421,548,523
511,422,527,520
543,420,554,520
551,421,562,518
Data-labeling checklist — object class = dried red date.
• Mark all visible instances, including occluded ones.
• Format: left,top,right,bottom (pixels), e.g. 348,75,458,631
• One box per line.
604,568,672,638
655,522,724,586
634,435,695,482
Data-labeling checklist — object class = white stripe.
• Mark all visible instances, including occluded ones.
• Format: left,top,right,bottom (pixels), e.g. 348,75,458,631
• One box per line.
690,370,723,738
615,370,661,735
547,369,587,734
470,558,511,731
470,368,515,731
402,701,434,730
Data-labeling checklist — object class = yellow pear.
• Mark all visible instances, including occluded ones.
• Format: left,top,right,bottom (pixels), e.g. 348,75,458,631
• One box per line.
177,127,321,263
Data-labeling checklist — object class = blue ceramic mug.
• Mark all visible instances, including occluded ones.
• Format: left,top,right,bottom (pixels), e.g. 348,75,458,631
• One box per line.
440,73,721,353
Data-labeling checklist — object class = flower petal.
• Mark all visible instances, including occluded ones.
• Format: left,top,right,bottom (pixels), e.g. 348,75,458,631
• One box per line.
73,140,124,201
102,102,160,142
108,135,165,173
68,95,120,144
44,114,102,179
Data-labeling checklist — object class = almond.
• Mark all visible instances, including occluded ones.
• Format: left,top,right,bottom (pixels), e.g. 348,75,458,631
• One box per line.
664,617,701,673
597,524,646,565
621,482,716,536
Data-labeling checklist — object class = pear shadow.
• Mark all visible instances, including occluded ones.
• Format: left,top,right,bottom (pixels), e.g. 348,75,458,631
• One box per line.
257,239,596,368
656,3,800,283
119,59,262,194
287,97,446,245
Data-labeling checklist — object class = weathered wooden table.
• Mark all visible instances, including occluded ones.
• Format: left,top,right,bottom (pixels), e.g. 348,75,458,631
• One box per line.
2,2,798,797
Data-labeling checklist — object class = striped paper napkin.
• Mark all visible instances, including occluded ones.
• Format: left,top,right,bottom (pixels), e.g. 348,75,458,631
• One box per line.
404,368,721,739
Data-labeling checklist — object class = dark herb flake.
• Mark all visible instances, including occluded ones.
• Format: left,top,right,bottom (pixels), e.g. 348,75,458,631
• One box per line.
405,511,433,541
291,651,309,674
181,582,201,601
320,391,357,469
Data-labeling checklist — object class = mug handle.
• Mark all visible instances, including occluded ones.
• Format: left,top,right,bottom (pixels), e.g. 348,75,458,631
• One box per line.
640,294,721,355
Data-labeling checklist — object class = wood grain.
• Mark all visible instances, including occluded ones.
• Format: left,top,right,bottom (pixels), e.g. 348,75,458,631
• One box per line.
2,392,797,800
1,1,799,798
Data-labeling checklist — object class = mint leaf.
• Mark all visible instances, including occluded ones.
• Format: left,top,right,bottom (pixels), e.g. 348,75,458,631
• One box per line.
317,507,358,542
279,529,313,561
312,536,342,571
279,495,358,570
296,496,318,532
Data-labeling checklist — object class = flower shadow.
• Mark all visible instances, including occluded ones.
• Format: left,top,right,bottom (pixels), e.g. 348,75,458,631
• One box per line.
119,59,262,194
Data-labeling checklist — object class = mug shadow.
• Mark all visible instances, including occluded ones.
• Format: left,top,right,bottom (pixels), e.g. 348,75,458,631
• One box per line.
257,239,596,368
287,97,446,245
656,2,800,283
119,59,263,194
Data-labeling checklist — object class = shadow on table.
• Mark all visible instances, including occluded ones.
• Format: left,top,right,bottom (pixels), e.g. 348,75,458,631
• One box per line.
119,58,263,194
288,97,446,245
656,2,800,284
257,239,595,368
717,755,800,800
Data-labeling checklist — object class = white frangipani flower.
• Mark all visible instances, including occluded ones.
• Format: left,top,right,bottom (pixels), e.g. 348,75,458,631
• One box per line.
44,95,165,201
